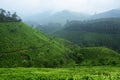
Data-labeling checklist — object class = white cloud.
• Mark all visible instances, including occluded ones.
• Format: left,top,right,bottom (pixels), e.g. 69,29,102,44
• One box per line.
0,0,120,16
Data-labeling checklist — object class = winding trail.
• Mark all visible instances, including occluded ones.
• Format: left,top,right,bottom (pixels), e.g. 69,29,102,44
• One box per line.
0,44,47,54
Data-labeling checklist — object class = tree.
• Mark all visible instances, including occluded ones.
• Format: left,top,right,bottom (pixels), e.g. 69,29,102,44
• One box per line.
12,12,18,21
0,9,22,22
0,8,6,22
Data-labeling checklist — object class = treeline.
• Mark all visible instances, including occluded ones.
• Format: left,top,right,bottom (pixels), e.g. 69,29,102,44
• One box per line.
0,8,21,22
65,18,120,34
55,18,120,52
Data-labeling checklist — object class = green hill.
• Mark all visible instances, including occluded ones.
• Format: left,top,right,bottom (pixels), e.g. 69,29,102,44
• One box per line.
54,18,120,52
79,47,120,66
0,22,74,67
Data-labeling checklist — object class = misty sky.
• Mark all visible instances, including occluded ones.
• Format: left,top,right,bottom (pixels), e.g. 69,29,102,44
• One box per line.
0,0,120,17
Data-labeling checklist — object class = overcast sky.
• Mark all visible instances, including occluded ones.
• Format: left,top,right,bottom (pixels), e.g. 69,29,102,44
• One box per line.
0,0,120,17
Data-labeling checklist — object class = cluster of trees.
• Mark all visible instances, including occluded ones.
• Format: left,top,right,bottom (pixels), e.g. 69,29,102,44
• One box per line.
0,8,21,22
65,18,120,34
56,18,120,52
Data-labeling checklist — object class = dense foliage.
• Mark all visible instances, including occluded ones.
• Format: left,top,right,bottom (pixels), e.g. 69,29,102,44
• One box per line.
54,18,120,52
80,47,120,66
0,67,120,80
0,8,21,22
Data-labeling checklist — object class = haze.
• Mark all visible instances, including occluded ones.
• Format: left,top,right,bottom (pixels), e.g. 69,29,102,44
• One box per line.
0,0,120,17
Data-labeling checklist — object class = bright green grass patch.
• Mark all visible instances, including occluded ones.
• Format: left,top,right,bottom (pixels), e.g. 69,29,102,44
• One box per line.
0,66,120,80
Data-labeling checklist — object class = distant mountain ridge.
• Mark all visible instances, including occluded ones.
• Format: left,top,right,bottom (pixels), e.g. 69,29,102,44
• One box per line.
24,8,120,26
92,9,120,19
24,10,90,25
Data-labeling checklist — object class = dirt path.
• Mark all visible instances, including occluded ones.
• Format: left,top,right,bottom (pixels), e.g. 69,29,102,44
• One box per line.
0,44,47,54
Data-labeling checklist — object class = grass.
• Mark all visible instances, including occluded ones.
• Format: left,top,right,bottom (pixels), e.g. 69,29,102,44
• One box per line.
0,66,120,80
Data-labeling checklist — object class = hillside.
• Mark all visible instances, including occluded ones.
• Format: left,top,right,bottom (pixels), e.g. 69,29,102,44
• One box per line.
54,18,120,52
80,47,120,66
0,22,75,67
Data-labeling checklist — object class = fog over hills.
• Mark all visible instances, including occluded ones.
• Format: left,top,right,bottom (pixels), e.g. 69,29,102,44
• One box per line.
23,10,90,25
23,9,120,26
92,9,120,19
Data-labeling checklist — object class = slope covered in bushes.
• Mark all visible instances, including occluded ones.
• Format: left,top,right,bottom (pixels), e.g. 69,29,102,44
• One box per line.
0,22,73,67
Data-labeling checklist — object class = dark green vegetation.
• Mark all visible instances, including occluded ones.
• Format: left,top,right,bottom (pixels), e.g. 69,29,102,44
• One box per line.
67,46,120,66
0,8,21,22
0,67,120,80
54,18,120,52
80,47,120,66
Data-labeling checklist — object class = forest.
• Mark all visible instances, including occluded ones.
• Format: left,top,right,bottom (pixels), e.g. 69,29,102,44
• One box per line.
54,18,120,52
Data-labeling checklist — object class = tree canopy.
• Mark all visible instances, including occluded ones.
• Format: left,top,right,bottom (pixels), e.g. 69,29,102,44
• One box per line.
0,8,21,22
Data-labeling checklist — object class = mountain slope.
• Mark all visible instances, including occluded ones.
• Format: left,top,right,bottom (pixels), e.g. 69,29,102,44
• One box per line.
54,18,120,52
0,22,48,52
0,22,73,67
